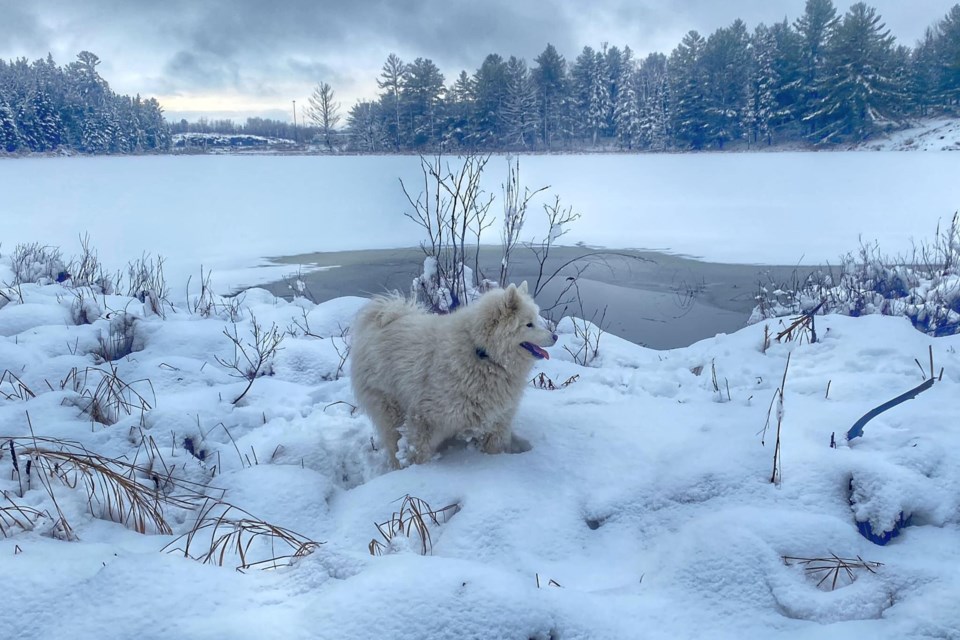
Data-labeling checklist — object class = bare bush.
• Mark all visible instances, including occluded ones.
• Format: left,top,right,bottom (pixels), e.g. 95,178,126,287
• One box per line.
752,212,960,336
126,253,170,317
403,153,495,312
186,266,244,321
10,242,66,285
500,156,548,287
65,233,115,292
215,316,285,404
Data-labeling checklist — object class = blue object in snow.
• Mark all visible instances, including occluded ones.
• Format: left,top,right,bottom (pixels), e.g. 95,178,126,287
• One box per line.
56,271,71,283
855,512,912,546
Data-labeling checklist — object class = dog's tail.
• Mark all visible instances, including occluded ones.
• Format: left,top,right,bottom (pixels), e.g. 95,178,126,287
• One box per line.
353,294,417,333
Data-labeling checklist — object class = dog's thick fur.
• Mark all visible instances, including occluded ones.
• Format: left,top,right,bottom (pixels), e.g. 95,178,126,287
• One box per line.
350,282,556,467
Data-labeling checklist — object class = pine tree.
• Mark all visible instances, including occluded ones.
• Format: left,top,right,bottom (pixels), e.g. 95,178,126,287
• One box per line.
794,0,841,136
636,53,671,150
445,70,475,149
935,5,960,105
806,2,899,143
502,56,539,148
670,30,709,149
702,20,751,148
613,56,641,149
0,100,21,152
377,54,407,150
472,54,509,147
532,44,567,149
769,19,803,133
347,100,386,152
748,24,780,145
571,46,610,146
401,58,445,148
604,45,632,139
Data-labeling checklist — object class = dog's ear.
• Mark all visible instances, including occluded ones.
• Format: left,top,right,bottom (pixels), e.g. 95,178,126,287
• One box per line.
517,280,529,294
502,284,520,312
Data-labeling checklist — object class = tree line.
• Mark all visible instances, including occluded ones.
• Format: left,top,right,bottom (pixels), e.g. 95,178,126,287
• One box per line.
0,51,169,154
340,0,960,151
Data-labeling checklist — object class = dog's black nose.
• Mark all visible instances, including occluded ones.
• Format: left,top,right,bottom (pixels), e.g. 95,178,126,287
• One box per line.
551,333,558,342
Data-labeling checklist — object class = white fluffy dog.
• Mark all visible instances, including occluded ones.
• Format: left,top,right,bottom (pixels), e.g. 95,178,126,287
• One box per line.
350,282,557,467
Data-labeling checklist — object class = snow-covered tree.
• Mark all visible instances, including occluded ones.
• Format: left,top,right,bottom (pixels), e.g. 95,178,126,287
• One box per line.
670,31,709,149
347,100,385,152
377,53,407,150
501,56,539,149
401,58,445,148
794,0,841,136
637,53,671,151
806,2,899,144
571,46,611,146
613,57,641,149
472,54,509,147
748,24,780,146
532,44,567,149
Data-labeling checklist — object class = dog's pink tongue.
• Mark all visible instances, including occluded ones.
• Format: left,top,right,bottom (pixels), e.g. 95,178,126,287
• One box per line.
522,342,550,359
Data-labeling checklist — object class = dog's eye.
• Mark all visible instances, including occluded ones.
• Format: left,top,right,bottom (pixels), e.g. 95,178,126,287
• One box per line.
526,322,534,328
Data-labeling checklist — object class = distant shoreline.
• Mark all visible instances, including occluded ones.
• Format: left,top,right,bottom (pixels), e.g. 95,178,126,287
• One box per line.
259,246,808,350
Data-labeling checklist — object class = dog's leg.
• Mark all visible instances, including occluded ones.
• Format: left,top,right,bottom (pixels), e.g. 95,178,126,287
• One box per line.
406,412,449,465
480,423,512,455
363,391,404,467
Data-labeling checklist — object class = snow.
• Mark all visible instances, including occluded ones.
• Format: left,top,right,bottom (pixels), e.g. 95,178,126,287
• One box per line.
1,152,958,300
2,259,960,638
859,117,960,152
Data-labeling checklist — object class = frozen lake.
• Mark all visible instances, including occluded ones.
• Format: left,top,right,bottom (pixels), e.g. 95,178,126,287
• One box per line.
2,152,956,294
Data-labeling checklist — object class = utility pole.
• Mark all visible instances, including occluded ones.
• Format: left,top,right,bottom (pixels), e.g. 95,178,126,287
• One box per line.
292,100,298,143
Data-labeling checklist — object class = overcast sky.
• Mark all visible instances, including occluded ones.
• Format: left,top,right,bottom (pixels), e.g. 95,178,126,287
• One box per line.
1,0,956,123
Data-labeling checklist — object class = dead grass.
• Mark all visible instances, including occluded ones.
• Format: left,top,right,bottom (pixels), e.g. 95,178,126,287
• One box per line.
163,500,322,571
60,364,155,426
369,494,461,556
0,370,35,401
0,493,47,537
783,554,883,591
12,435,208,535
530,372,580,390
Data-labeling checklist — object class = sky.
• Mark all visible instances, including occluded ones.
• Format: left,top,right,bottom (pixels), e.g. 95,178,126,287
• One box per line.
1,0,957,124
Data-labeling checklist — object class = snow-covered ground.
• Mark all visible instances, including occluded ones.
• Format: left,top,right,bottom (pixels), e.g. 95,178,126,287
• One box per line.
1,153,957,296
859,117,960,152
1,262,958,639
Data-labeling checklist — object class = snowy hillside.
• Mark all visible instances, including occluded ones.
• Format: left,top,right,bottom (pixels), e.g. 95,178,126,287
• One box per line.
2,253,959,639
858,117,960,151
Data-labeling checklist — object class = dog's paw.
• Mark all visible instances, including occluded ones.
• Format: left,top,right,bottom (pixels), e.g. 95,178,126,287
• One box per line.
508,433,532,454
